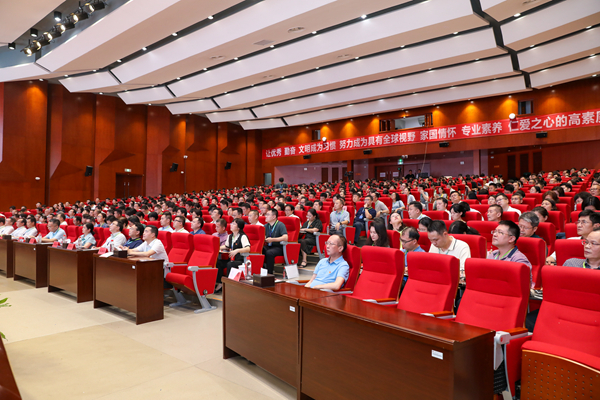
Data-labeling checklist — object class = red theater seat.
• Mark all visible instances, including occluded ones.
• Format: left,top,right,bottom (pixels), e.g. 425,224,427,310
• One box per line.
451,234,486,259
554,239,584,266
168,233,194,265
517,237,546,289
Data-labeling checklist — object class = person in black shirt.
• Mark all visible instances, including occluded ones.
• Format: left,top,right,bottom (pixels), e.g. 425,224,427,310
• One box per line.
299,209,323,268
121,222,144,249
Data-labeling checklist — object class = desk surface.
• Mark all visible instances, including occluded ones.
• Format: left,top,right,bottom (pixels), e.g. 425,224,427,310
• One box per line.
301,295,492,349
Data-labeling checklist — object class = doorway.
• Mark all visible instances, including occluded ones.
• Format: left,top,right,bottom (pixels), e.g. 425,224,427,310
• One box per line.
116,174,143,199
332,168,339,182
321,168,328,183
264,173,272,186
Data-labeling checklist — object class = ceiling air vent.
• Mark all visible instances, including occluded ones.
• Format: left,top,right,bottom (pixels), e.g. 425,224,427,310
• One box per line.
287,27,305,33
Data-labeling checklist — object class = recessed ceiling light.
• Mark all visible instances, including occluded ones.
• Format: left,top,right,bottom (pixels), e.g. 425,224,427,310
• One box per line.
251,84,254,86
270,45,275,48
453,32,458,35
117,59,122,62
224,92,227,94
591,54,596,57
203,68,207,71
64,75,68,77
514,13,521,17
400,45,405,48
355,56,359,59
172,33,178,37
475,58,480,61
30,28,38,37
529,45,535,48
315,67,319,69
148,103,152,106
142,47,147,51
593,74,598,77
428,68,432,70
281,76,285,79
54,11,62,22
39,79,43,81
312,31,317,34
208,15,214,20
93,69,97,72
586,25,592,29
176,77,181,80
99,92,103,95
361,14,367,19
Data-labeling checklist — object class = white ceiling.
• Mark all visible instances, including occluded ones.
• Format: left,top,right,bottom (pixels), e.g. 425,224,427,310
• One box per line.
0,0,598,129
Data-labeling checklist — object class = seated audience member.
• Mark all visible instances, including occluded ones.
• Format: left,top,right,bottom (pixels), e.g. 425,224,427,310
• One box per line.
262,209,288,274
417,185,429,209
564,227,600,269
402,187,416,204
284,204,299,219
299,209,323,268
511,192,524,205
589,181,600,197
541,198,558,212
259,203,270,216
546,210,600,264
574,192,593,211
212,218,229,246
11,217,27,238
41,219,67,243
77,223,97,249
488,220,533,287
73,216,83,226
518,212,542,239
121,223,144,249
372,192,390,218
57,213,68,226
190,217,205,235
96,220,126,249
248,210,263,226
390,192,405,212
401,227,425,269
366,217,389,247
0,217,15,236
449,191,462,205
215,218,251,293
388,211,408,235
495,193,522,216
581,196,600,211
448,220,479,235
23,216,38,238
407,201,427,220
304,234,349,290
159,213,174,232
449,202,469,222
352,195,376,243
95,212,108,228
127,225,170,286
433,197,451,218
172,216,188,233
329,198,350,235
487,195,496,205
487,204,503,222
532,206,549,224
147,212,159,222
418,217,432,232
427,220,471,283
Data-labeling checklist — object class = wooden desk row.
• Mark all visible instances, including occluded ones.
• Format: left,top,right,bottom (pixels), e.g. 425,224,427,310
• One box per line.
222,279,495,400
0,238,164,325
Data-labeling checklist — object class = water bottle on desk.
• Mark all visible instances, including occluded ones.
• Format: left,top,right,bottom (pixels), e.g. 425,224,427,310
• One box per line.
245,260,253,281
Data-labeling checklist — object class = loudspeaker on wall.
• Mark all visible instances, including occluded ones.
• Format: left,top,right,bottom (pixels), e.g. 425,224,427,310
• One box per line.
225,162,232,170
170,163,178,172
84,166,93,176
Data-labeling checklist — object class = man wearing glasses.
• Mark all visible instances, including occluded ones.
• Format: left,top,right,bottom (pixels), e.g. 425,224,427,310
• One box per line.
487,220,533,288
564,228,600,269
305,235,349,290
546,210,600,265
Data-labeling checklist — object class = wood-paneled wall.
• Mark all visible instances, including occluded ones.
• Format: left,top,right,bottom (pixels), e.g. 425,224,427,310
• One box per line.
0,83,260,210
261,77,600,179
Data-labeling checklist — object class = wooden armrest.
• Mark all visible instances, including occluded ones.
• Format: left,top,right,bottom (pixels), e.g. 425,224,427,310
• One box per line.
504,327,529,336
371,298,395,303
295,280,310,283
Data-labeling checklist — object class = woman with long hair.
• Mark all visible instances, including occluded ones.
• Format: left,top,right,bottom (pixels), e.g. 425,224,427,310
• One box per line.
366,217,389,247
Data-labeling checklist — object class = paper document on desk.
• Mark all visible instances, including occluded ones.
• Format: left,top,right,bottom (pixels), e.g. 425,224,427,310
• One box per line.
260,268,268,276
228,268,242,281
285,265,299,279
100,252,113,258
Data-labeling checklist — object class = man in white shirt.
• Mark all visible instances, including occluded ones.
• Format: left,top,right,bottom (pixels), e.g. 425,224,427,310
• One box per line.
0,217,15,236
128,225,169,265
433,198,451,219
172,216,189,233
42,219,67,243
496,193,522,216
22,216,38,238
159,213,174,232
546,210,600,265
408,201,428,220
248,210,263,226
97,220,127,249
427,220,471,283
11,217,27,238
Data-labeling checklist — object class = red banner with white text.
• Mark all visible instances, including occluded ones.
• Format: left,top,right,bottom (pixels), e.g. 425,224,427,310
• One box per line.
262,108,600,159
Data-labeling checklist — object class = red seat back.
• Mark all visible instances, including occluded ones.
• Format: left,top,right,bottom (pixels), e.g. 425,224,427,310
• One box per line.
422,211,448,220
470,204,489,216
518,237,546,289
317,211,329,233
279,216,300,242
66,226,78,242
467,221,499,249
203,223,216,235
555,239,584,266
386,230,400,249
398,253,459,314
451,234,486,259
342,245,362,291
547,211,565,233
536,222,556,255
244,224,265,253
402,219,419,229
527,266,600,363
157,231,172,253
455,259,530,331
564,223,577,238
418,231,431,252
511,204,530,213
502,211,519,223
187,234,220,269
293,210,307,223
147,221,160,228
349,247,404,301
464,211,483,222
168,232,194,264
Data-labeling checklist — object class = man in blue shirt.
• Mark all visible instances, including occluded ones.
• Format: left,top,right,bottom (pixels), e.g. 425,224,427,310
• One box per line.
305,234,349,290
41,219,67,243
190,217,206,235
400,227,425,275
329,199,350,236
